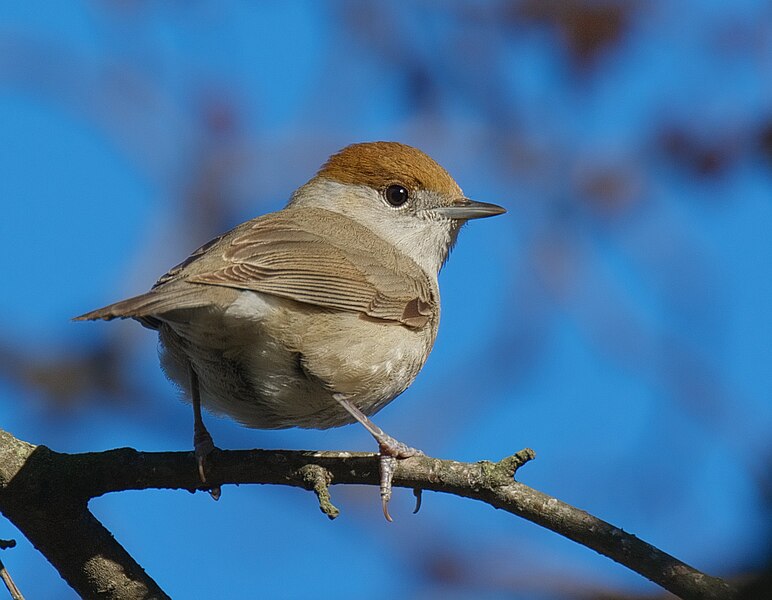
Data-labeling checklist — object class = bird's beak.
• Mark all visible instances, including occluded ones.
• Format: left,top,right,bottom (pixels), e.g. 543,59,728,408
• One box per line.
428,198,506,220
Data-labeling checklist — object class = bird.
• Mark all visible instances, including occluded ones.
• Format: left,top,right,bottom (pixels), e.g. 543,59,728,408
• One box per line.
76,141,505,519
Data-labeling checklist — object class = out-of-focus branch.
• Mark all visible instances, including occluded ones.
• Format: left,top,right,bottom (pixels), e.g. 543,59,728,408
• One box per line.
0,428,735,600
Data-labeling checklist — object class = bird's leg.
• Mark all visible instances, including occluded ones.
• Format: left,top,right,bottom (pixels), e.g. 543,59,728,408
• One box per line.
190,365,221,500
333,393,423,521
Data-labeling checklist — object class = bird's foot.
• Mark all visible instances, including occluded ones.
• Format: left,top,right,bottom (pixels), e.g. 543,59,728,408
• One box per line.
193,427,221,501
332,393,423,520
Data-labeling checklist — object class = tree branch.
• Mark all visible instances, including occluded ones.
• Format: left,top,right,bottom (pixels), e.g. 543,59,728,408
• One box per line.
0,431,169,599
0,428,736,600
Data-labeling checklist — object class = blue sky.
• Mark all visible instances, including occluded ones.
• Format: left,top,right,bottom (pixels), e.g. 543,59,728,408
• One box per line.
0,2,770,598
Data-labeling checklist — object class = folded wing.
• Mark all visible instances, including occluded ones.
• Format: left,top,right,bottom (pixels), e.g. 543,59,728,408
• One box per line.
76,208,436,330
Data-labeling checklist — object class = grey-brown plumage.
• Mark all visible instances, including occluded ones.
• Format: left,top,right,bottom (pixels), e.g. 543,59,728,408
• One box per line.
77,206,439,429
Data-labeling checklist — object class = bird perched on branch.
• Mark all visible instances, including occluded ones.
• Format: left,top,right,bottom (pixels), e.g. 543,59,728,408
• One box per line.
76,141,505,519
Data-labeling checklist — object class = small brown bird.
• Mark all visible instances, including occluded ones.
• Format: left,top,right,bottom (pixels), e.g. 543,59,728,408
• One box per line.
76,141,505,519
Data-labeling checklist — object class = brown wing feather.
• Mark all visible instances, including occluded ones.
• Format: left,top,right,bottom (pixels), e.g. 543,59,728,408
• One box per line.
188,208,436,328
76,208,436,330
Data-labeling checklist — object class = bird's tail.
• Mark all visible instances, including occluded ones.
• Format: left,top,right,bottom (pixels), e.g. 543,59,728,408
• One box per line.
73,286,208,322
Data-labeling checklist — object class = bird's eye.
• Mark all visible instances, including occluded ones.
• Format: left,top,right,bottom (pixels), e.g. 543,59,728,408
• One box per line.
384,184,409,207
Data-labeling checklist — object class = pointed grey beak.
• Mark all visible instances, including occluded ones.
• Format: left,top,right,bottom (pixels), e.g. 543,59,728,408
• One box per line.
428,198,506,220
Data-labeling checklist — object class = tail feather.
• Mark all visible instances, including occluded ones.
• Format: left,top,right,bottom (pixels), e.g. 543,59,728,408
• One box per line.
73,286,209,322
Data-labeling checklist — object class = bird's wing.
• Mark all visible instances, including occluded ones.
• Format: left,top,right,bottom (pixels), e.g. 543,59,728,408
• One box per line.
181,208,436,329
75,208,436,329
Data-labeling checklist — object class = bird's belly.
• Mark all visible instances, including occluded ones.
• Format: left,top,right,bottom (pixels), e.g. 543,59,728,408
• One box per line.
158,291,434,430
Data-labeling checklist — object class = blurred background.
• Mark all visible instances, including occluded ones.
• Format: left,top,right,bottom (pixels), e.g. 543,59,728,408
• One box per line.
0,1,770,598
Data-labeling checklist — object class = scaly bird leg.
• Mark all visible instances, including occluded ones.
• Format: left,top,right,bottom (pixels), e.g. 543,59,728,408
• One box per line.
190,366,221,500
333,393,423,521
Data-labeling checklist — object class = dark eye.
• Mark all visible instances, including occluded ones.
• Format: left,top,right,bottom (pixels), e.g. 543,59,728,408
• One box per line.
384,184,409,207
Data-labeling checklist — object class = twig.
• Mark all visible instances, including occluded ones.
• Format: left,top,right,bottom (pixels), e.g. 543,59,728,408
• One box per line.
0,559,23,600
298,464,339,519
0,540,23,600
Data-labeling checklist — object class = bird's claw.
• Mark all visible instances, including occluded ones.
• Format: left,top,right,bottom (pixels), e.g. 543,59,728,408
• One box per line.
378,438,423,522
413,488,423,514
379,455,397,522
